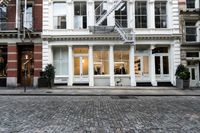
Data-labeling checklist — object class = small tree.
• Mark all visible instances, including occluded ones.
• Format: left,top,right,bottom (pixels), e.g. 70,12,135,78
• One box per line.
44,64,55,88
175,64,190,80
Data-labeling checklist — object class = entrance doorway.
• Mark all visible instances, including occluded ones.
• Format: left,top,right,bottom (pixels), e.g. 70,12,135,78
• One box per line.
73,47,89,84
155,55,169,80
18,46,34,86
188,66,199,87
135,55,149,81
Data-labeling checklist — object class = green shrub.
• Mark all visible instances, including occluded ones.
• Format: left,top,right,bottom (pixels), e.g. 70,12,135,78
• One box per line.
175,64,190,80
44,64,55,88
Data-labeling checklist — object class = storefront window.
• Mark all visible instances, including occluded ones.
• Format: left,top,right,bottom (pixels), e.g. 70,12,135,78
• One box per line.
114,47,129,74
53,47,68,75
0,46,7,77
93,46,109,75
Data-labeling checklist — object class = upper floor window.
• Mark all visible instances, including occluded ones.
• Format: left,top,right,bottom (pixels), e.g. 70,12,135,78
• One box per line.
94,1,107,26
115,1,127,28
135,1,147,28
185,21,197,42
74,1,87,29
53,2,66,29
186,0,195,9
155,1,167,28
0,6,7,30
24,4,33,29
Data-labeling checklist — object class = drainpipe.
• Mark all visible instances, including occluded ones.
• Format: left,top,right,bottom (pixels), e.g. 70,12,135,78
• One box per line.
23,0,27,39
15,0,18,28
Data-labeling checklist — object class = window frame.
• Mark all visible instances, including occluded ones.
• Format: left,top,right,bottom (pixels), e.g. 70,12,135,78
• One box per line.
115,1,128,28
186,0,195,9
155,1,167,28
93,47,109,75
135,1,147,28
74,1,87,29
53,2,67,29
185,21,197,42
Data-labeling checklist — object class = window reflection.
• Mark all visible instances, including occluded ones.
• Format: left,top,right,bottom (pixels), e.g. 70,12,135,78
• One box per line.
114,48,129,74
93,47,109,75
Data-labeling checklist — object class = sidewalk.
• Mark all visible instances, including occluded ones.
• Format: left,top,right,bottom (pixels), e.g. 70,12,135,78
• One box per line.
0,86,200,96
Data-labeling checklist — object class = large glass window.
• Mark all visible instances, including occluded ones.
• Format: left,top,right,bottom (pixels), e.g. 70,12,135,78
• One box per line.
135,1,147,28
115,1,127,27
186,0,195,9
94,1,107,25
53,2,66,29
53,47,68,75
93,46,109,75
155,1,167,28
114,47,129,75
74,1,87,29
0,46,7,77
0,6,7,30
185,21,196,42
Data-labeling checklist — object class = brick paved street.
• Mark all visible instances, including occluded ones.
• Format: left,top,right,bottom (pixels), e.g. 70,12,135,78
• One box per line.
0,96,200,133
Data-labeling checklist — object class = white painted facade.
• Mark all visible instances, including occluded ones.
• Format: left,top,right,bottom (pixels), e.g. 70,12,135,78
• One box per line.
42,0,181,86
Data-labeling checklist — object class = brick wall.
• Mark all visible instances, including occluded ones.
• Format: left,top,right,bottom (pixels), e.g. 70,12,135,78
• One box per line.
34,44,42,77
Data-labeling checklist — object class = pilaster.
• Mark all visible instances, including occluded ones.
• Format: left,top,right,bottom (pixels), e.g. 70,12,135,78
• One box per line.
89,45,94,86
150,45,157,86
109,45,115,86
68,45,73,86
129,45,136,86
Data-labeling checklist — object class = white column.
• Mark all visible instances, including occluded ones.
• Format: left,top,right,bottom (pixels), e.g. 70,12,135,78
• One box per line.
48,45,53,64
107,1,115,26
42,41,49,70
87,1,95,27
89,45,94,86
167,0,173,29
129,45,136,86
170,44,175,86
68,45,73,86
150,45,157,86
173,40,181,86
67,1,74,29
109,45,115,86
148,0,155,29
128,1,134,29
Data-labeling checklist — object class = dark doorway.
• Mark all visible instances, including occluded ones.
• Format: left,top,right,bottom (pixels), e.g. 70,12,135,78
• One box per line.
17,45,34,86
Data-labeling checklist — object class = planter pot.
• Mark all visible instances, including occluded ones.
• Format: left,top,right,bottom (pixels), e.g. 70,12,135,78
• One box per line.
38,78,49,87
176,78,190,89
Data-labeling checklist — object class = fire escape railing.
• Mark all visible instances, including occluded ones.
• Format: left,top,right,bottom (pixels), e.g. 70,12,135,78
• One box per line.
93,0,135,45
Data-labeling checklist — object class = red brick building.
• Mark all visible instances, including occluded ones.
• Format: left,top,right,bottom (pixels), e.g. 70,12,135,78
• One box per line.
0,0,42,87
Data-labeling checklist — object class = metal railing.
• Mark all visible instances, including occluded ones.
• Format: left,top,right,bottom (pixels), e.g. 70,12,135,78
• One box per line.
0,22,16,31
0,21,33,31
95,0,123,26
115,19,134,44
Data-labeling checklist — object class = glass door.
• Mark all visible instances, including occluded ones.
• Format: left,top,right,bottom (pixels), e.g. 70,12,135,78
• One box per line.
74,56,88,83
155,56,169,80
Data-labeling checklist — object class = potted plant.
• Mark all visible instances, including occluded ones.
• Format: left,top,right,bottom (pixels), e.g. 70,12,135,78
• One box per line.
175,64,190,89
44,64,55,88
38,64,55,88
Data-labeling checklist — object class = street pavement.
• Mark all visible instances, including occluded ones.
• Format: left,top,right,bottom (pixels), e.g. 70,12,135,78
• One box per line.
0,96,200,132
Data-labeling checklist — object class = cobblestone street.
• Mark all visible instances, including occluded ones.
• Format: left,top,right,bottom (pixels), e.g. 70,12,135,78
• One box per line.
0,96,200,133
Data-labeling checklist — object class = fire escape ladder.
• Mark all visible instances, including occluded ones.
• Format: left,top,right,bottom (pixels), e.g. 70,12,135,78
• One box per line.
95,0,123,26
115,20,134,44
0,0,11,6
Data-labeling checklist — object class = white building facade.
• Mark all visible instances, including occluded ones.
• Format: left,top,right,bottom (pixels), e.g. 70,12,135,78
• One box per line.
42,0,181,86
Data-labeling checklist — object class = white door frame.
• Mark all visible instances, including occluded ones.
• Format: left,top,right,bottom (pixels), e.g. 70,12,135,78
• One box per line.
135,54,150,81
188,65,199,87
73,54,89,83
155,54,170,81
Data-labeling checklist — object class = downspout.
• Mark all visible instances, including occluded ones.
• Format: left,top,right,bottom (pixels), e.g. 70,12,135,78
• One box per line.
23,0,27,39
